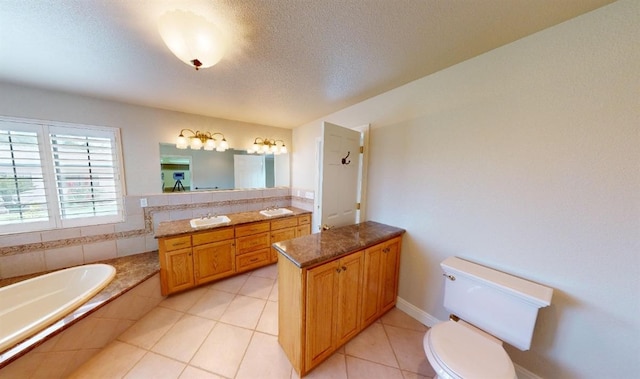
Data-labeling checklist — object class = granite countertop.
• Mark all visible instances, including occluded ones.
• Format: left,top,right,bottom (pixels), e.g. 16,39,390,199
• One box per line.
154,207,311,239
273,221,405,268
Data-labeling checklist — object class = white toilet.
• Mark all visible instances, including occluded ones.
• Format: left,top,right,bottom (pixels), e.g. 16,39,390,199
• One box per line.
423,257,553,379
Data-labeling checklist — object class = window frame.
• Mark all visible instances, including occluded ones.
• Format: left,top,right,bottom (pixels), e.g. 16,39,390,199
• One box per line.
0,116,126,234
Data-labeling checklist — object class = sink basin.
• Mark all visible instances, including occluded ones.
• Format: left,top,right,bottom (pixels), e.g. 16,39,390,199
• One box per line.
260,208,294,217
190,215,231,228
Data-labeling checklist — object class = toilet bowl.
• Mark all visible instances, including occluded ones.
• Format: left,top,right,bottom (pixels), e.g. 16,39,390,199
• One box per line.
423,257,553,379
423,320,516,379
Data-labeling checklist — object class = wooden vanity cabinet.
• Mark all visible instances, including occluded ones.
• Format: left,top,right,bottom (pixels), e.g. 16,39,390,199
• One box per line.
193,234,236,286
158,212,312,295
379,237,402,312
278,235,401,376
296,214,311,237
271,216,311,262
160,235,194,295
235,221,271,273
361,237,402,328
271,217,298,244
305,251,363,369
159,228,236,295
161,245,195,295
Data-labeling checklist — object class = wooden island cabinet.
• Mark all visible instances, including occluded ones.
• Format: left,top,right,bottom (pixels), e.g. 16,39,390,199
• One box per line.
156,208,311,296
274,222,404,376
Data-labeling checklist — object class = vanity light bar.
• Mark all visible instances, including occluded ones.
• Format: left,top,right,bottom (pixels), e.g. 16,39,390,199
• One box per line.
247,137,287,155
176,129,229,151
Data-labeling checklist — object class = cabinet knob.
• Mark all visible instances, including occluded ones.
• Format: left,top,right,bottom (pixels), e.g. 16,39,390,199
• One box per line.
342,266,347,271
336,268,342,273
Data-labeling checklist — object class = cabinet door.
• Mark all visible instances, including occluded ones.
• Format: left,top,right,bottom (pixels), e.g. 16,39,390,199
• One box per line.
193,239,235,285
296,224,311,237
361,244,382,327
380,238,401,312
164,247,195,294
305,260,339,370
335,251,363,346
271,227,297,262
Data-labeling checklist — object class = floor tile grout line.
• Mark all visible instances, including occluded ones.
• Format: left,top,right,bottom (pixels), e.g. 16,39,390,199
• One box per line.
343,351,405,372
233,329,257,379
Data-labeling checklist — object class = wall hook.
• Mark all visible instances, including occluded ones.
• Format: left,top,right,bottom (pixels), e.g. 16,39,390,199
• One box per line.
341,151,351,165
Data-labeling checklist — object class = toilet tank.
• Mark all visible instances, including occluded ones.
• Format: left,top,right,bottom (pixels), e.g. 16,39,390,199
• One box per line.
441,257,553,351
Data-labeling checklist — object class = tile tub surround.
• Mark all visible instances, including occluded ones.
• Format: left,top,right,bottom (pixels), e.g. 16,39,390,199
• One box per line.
0,188,298,279
0,252,161,370
154,206,311,238
274,221,406,268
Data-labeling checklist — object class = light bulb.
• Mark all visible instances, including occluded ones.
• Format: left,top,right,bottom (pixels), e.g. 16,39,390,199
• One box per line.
176,135,188,149
204,139,215,151
190,138,202,150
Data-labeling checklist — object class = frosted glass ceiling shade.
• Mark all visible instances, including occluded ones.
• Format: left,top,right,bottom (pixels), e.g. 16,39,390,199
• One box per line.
158,10,226,70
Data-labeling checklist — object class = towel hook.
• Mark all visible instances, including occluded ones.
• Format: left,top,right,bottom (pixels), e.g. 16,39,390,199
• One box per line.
341,151,351,165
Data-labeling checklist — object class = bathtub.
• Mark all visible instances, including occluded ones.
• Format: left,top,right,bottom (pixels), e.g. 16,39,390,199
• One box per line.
0,264,116,352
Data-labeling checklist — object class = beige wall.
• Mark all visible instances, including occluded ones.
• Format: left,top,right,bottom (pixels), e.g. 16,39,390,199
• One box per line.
291,1,639,378
0,83,293,278
0,83,292,195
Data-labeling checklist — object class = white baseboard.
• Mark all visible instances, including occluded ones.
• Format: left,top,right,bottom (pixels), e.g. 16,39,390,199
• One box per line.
394,297,543,379
395,296,441,327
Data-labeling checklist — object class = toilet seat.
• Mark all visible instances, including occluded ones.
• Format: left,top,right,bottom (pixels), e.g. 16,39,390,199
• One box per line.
425,321,516,379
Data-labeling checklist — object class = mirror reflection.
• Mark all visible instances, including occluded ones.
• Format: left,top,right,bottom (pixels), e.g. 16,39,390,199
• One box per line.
159,143,290,192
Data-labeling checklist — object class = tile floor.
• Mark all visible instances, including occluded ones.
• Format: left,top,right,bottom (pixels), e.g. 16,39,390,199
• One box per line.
69,264,436,379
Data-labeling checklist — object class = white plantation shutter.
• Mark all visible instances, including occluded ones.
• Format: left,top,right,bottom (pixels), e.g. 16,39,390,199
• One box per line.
49,126,124,227
0,117,124,233
0,121,55,232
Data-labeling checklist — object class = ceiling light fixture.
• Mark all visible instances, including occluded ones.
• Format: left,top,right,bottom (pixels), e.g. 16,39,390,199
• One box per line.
176,129,229,151
247,138,287,155
157,10,226,71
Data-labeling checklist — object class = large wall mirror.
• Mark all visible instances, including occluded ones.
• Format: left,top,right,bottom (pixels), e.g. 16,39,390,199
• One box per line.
159,143,290,192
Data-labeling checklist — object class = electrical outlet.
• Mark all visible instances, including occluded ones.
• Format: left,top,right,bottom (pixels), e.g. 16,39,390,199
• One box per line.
140,198,148,207
305,192,314,199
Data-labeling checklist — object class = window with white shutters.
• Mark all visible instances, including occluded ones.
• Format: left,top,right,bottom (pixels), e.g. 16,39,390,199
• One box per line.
0,117,125,233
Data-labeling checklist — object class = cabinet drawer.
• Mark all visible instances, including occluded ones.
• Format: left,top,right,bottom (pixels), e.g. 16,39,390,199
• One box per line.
272,227,297,244
271,217,298,230
236,231,270,254
235,221,270,237
163,236,191,251
236,248,270,272
298,214,311,225
192,227,234,246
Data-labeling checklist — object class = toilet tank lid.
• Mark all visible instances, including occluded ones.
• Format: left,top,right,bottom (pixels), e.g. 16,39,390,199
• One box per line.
442,257,553,307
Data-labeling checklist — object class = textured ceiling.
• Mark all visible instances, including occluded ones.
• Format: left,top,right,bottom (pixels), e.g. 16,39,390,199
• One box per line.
0,0,613,128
